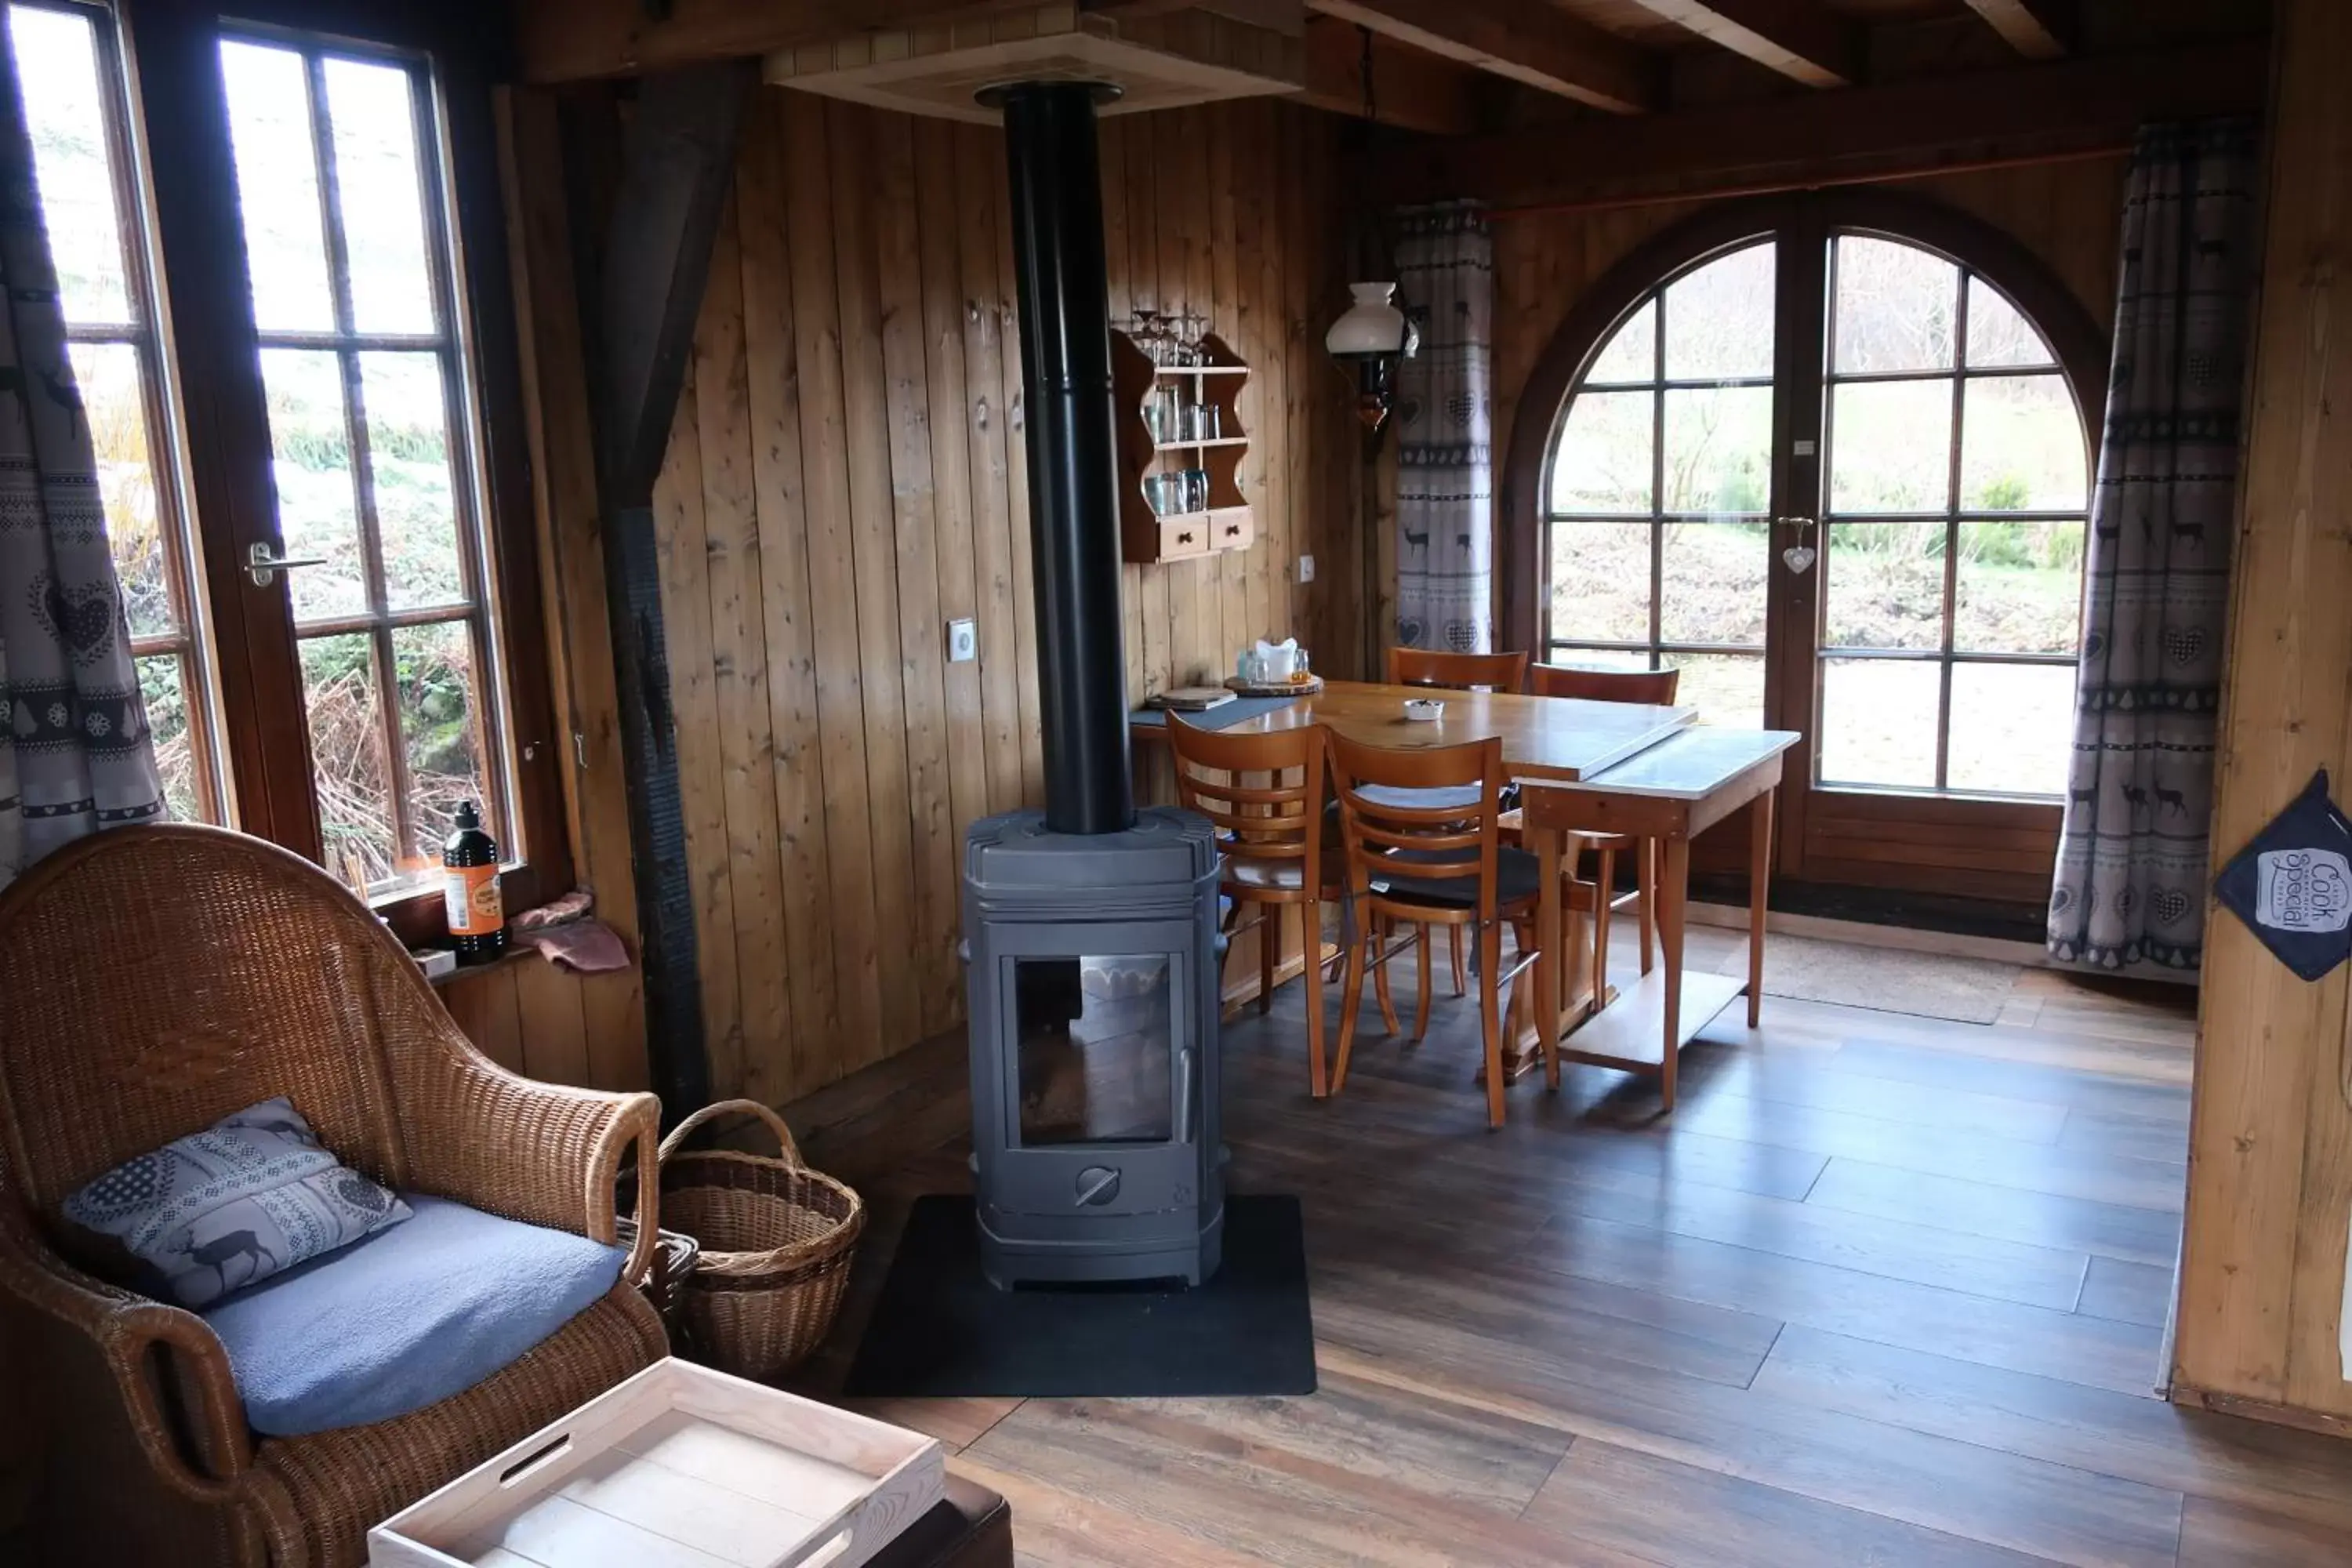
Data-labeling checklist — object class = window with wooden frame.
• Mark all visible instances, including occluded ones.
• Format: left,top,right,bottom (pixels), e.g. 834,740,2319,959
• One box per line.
15,0,570,938
216,30,517,895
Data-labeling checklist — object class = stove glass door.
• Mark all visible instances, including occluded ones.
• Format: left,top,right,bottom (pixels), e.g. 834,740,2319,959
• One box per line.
1011,952,1177,1145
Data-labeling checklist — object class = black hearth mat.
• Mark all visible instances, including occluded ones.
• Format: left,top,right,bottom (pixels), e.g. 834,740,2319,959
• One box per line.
844,1195,1316,1399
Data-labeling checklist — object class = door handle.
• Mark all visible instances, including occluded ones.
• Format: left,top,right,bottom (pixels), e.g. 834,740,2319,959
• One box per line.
246,542,328,590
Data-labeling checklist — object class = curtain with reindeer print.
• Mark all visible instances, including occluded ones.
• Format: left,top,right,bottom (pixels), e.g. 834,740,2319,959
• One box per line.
2048,120,2259,972
0,44,162,891
1392,201,1494,655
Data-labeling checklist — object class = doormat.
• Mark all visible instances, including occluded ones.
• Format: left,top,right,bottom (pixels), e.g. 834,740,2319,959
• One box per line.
844,1195,1316,1399
1711,934,2020,1024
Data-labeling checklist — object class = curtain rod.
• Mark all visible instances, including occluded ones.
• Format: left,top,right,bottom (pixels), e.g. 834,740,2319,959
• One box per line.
1480,142,2132,222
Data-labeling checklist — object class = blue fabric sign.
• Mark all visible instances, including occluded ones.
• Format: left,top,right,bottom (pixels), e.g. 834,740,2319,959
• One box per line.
2213,769,2352,982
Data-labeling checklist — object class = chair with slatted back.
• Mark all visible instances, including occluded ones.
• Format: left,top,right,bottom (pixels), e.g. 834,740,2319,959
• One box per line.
1327,733,1544,1128
1385,647,1531,696
1515,662,1683,1006
1381,647,1533,996
1166,715,1338,1097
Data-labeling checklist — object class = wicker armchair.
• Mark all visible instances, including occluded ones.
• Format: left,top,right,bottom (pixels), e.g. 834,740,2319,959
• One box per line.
0,825,666,1568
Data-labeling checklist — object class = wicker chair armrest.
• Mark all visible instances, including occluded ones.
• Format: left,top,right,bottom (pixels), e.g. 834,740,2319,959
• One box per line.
393,1044,661,1284
0,1204,251,1504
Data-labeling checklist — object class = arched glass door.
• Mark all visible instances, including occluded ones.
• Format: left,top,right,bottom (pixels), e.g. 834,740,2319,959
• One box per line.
1539,204,2096,902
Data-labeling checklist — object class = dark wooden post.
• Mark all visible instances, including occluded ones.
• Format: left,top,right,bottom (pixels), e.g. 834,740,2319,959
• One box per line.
562,61,757,1119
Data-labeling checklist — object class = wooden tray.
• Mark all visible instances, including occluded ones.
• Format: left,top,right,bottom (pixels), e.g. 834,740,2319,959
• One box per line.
369,1358,944,1568
1225,673,1323,698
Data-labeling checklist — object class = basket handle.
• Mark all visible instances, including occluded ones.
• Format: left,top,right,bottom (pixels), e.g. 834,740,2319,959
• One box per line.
659,1098,805,1168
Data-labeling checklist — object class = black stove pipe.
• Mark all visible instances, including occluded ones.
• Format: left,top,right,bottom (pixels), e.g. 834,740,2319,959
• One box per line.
994,82,1134,837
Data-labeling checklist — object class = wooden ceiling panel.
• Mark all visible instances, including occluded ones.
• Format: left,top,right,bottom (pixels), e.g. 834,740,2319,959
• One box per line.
1308,0,1661,112
1616,0,1860,84
1962,0,2071,55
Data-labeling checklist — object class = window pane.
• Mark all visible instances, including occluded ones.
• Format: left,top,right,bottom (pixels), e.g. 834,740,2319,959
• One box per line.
1551,390,1652,514
1671,652,1765,730
1829,379,1952,514
9,7,129,323
261,348,368,622
1825,521,1944,651
1820,657,1940,789
1659,521,1767,645
1960,375,2087,512
1834,236,1957,374
1664,244,1773,382
361,353,463,608
137,654,199,822
1955,520,2085,655
1550,522,1650,643
301,632,395,891
1585,299,1654,385
1546,648,1652,673
1965,277,2053,369
221,40,335,332
323,57,435,335
1662,386,1771,515
1947,662,2074,796
393,620,489,865
72,343,173,637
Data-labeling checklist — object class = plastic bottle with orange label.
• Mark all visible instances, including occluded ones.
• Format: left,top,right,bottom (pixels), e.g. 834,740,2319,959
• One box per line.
443,800,507,964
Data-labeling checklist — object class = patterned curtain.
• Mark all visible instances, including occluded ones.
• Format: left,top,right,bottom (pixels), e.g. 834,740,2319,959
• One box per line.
1392,201,1494,654
0,48,162,892
2048,120,2261,972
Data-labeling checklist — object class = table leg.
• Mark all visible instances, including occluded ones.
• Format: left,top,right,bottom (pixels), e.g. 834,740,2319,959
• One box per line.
1537,824,1563,1091
1748,787,1775,1029
1657,836,1690,1113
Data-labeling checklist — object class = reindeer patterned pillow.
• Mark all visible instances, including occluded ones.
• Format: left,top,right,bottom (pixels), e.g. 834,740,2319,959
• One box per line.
61,1098,411,1308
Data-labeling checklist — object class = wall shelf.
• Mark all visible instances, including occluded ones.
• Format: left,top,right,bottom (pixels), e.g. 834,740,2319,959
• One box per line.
1112,328,1253,564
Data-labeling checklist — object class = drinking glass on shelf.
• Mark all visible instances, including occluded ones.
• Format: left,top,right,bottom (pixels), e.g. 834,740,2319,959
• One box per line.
1187,468,1209,513
1155,384,1185,445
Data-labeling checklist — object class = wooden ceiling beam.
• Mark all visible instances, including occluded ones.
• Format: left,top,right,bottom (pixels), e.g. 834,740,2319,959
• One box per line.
1377,35,2265,206
1306,0,1659,114
1962,0,2071,59
1621,0,1857,88
516,0,1040,84
1298,14,1486,135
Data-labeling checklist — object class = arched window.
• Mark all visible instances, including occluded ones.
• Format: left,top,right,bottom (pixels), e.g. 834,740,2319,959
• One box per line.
1541,221,2092,799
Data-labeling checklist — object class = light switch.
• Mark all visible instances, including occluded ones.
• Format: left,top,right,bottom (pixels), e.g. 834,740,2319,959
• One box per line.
946,618,978,662
1298,554,1316,583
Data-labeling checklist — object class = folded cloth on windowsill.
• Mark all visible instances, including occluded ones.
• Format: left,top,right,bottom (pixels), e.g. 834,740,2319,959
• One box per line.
512,890,633,974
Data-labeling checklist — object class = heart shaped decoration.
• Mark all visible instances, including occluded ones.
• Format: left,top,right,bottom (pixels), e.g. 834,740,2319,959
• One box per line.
2151,887,2192,927
2163,625,2206,666
1782,544,1817,574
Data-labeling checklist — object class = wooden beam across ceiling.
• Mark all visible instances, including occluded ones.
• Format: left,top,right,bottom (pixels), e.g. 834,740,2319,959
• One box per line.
1298,13,1486,134
1963,0,2071,59
1378,34,2264,207
1305,0,1659,114
517,0,1044,83
1622,0,1857,87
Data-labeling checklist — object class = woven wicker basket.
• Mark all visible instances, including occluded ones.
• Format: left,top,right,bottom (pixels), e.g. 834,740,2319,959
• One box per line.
655,1099,865,1381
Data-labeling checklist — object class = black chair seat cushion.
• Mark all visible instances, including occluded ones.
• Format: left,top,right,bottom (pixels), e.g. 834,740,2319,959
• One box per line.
1370,845,1542,910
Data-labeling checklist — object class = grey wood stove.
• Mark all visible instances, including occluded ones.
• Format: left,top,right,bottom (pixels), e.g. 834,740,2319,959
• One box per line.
960,80,1226,1289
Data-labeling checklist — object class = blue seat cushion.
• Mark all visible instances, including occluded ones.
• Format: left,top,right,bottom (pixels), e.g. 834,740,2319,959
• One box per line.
202,1193,626,1438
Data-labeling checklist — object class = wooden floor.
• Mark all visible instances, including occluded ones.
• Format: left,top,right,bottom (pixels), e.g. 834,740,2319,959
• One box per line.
794,924,2352,1567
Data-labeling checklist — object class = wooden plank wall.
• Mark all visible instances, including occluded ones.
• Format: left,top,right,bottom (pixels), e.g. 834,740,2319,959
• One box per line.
628,93,1356,1107
2174,0,2352,1431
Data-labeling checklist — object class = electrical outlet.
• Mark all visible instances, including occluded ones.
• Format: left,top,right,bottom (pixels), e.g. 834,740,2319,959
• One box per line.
946,618,978,662
1298,554,1316,583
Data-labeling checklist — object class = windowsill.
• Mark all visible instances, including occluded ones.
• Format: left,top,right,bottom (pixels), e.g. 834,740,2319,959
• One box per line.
375,861,554,950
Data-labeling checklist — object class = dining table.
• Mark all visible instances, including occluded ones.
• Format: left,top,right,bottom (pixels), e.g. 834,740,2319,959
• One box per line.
1134,680,1795,1106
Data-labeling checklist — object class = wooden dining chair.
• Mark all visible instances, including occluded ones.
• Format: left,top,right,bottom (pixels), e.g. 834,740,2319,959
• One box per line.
1166,714,1338,1097
1380,645,1533,996
1518,661,1683,1004
1386,647,1531,695
1327,732,1544,1128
